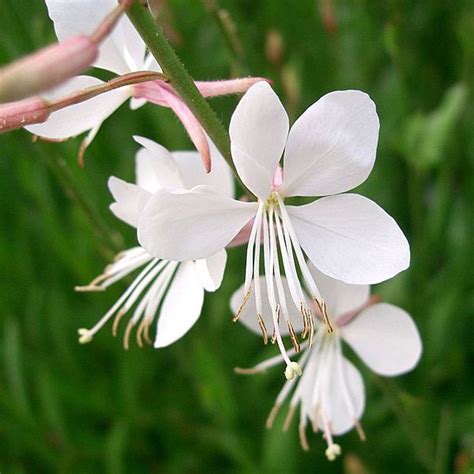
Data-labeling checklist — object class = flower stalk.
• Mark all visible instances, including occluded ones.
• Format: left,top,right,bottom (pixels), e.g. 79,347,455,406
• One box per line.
0,71,166,134
126,1,238,177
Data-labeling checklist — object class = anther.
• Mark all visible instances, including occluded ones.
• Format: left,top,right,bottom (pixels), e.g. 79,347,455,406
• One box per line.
283,404,297,431
123,319,135,350
315,299,334,333
355,419,366,442
257,313,269,344
112,309,126,337
78,328,93,344
287,321,300,352
299,423,310,451
233,285,252,322
266,403,282,429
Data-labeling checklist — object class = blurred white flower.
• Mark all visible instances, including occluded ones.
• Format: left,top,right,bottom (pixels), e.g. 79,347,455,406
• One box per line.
76,136,234,349
26,0,264,169
137,81,410,377
232,264,422,460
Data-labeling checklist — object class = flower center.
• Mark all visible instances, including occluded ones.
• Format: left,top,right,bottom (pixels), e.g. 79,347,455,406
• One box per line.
233,191,334,379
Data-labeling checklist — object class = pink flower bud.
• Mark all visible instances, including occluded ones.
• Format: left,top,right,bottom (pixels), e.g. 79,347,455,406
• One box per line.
0,36,97,103
0,97,50,133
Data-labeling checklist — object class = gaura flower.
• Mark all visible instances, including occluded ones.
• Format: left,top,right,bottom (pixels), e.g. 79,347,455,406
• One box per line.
26,0,264,169
232,264,422,460
76,136,234,348
137,82,410,377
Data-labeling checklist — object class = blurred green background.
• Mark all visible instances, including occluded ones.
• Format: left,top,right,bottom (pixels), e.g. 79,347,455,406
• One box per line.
1,0,473,472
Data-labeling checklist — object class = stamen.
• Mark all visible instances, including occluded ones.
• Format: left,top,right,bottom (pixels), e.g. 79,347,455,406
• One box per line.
123,319,135,350
311,404,320,432
257,313,269,344
355,419,367,442
283,404,297,432
299,421,310,451
266,403,282,429
112,309,126,337
233,284,252,322
287,321,300,352
234,343,307,375
315,298,334,333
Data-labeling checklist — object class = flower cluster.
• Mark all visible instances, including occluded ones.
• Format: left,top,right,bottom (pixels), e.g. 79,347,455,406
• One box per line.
2,0,422,463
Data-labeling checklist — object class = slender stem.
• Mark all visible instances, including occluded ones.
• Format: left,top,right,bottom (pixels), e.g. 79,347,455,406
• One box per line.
126,2,236,175
37,143,123,255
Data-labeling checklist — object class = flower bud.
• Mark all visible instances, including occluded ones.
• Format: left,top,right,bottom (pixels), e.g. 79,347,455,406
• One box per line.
0,97,50,133
0,35,98,103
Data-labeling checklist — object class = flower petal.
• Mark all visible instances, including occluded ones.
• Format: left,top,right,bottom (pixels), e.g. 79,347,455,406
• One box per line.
159,86,211,172
287,194,410,284
230,276,303,336
282,90,379,197
172,142,234,197
138,186,257,261
45,0,144,74
108,177,151,228
341,303,422,376
195,249,227,292
322,354,365,435
133,136,184,192
308,263,370,319
301,350,365,436
26,75,128,139
154,261,204,348
229,81,289,199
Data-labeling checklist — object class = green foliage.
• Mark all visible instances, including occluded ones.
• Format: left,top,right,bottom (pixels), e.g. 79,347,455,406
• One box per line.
1,0,473,472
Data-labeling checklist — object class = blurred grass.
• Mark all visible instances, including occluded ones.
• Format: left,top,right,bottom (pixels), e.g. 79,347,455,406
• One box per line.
0,0,473,472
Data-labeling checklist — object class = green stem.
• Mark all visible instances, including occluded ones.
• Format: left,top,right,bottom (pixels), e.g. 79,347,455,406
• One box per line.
127,2,238,177
38,143,123,255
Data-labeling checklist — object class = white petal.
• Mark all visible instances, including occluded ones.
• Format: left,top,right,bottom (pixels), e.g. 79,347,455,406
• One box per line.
154,261,204,348
133,136,184,192
308,263,370,319
138,186,257,261
229,82,289,199
230,276,303,336
341,303,422,376
322,355,365,435
282,90,379,197
143,52,162,73
45,0,144,74
288,194,410,284
26,76,128,139
108,177,151,228
172,142,235,197
195,249,227,292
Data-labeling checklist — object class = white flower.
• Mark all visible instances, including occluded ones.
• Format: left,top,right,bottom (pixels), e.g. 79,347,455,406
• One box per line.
231,264,422,459
76,136,234,349
27,0,156,151
137,81,410,376
25,0,264,168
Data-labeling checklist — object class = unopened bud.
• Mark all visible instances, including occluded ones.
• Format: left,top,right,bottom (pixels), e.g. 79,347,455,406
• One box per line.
0,97,50,133
0,36,97,103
